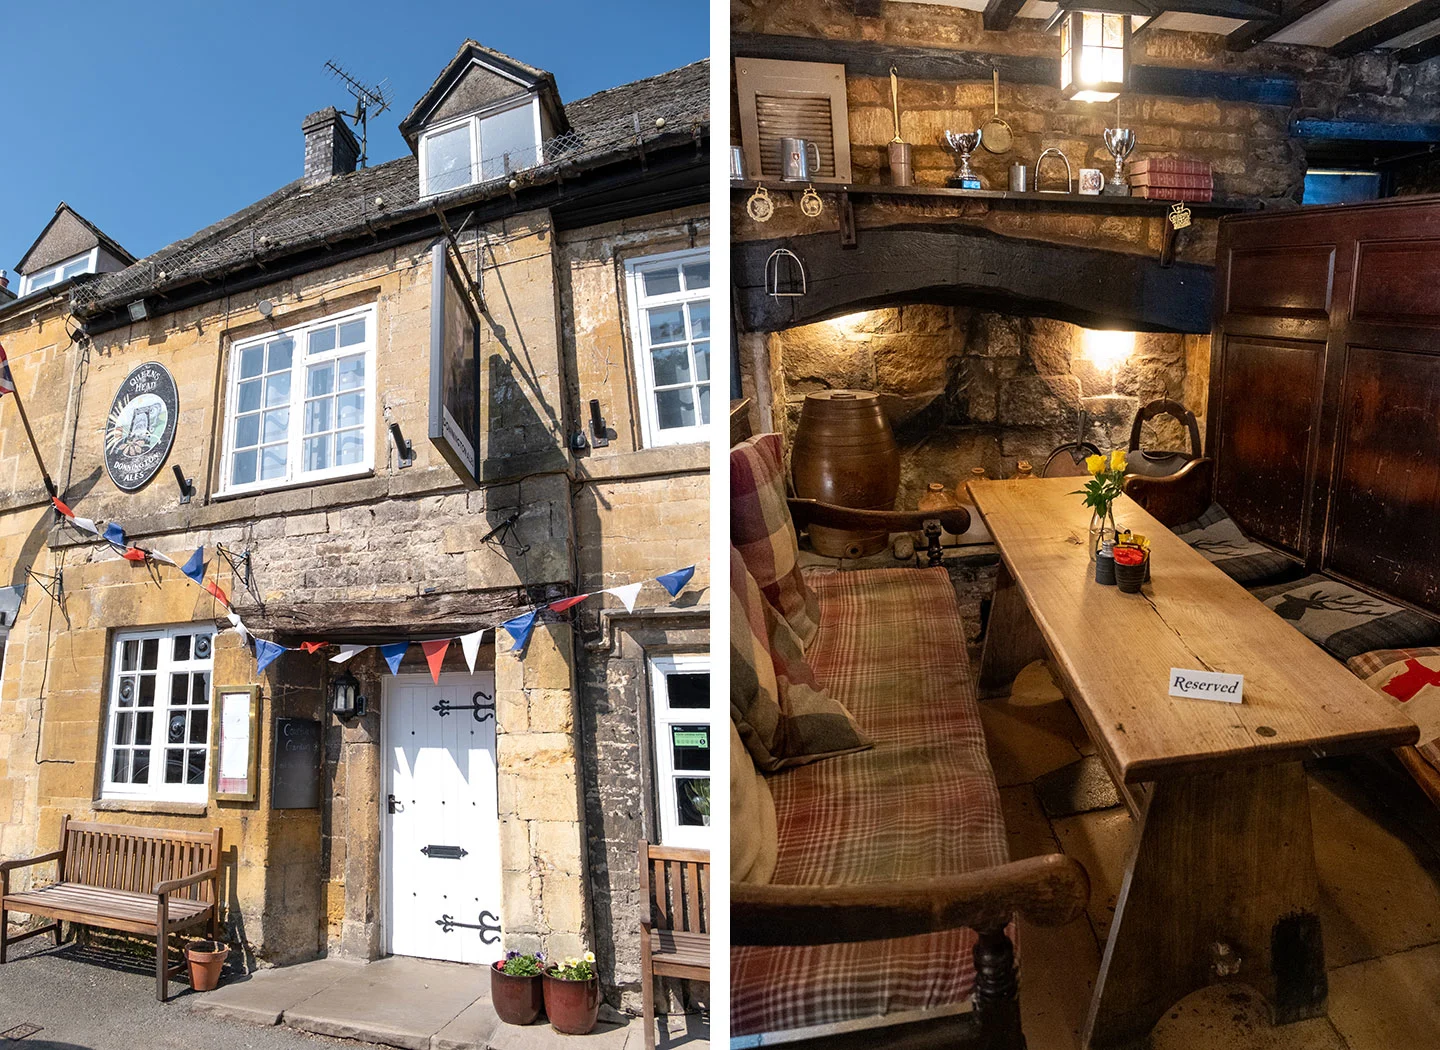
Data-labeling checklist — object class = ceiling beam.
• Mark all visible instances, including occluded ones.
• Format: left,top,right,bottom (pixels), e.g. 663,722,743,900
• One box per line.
1227,0,1332,51
1153,0,1282,17
1331,0,1440,56
1292,118,1440,142
1398,25,1440,61
983,0,1028,32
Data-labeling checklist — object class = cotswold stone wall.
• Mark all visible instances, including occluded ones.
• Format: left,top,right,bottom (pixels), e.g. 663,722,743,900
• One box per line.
771,305,1201,507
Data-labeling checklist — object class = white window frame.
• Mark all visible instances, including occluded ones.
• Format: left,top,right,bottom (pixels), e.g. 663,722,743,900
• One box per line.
418,95,543,198
219,305,377,496
100,624,216,804
648,652,711,848
624,248,711,448
19,248,97,297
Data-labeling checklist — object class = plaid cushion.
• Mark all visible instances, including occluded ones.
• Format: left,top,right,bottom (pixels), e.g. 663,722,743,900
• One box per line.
1251,575,1440,662
731,545,872,771
1346,647,1440,751
732,434,821,647
732,567,1008,1036
1172,503,1301,586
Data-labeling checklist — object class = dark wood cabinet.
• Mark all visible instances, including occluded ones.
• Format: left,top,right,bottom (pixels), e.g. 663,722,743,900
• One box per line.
1210,195,1440,617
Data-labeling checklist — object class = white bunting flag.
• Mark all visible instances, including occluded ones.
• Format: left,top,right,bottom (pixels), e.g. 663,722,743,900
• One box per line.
149,550,178,567
330,644,366,664
226,612,249,641
459,629,486,673
71,516,100,535
605,582,644,613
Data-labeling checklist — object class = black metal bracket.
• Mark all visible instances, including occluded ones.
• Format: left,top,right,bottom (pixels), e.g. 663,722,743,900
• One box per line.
588,399,610,447
478,512,530,556
216,544,252,588
433,690,495,723
421,844,469,859
436,910,501,944
172,464,195,505
23,567,62,605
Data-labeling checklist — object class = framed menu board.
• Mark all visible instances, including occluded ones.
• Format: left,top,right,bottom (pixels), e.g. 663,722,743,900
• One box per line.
211,685,260,802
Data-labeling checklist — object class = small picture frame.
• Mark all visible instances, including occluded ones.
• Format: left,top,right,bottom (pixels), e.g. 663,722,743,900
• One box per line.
211,685,260,802
1079,168,1105,195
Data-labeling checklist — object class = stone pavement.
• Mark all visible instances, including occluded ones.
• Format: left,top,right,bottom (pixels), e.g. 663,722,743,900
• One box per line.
189,956,709,1050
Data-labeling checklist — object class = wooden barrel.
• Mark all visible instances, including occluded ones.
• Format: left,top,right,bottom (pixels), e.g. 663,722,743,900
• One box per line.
791,390,900,557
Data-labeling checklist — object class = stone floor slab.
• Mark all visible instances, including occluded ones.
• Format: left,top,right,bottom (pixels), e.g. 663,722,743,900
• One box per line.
1327,940,1440,1050
430,995,501,1050
189,957,365,1026
1149,984,1349,1050
488,1018,630,1050
284,956,485,1050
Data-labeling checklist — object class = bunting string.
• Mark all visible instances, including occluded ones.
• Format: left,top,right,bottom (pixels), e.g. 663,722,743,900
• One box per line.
47,494,696,684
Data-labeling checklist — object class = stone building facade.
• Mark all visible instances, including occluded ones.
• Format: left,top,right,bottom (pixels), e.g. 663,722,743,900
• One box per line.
0,41,710,1014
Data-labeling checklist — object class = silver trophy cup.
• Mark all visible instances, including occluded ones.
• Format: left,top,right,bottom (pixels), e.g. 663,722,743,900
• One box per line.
1103,128,1137,195
944,129,984,189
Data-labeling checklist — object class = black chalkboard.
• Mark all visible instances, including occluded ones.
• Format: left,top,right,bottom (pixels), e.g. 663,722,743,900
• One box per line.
272,718,322,810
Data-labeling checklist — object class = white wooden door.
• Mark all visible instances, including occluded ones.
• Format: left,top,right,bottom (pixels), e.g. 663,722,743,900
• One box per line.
384,673,504,964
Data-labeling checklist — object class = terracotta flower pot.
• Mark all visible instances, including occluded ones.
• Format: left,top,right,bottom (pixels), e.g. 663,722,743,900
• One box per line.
185,939,229,992
542,973,600,1035
491,962,545,1025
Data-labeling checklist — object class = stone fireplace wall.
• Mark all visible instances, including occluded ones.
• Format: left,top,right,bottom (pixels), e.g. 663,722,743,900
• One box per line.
769,305,1207,509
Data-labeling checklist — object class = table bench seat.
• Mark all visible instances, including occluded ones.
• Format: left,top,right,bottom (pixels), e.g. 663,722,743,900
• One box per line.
4,883,213,934
650,928,709,976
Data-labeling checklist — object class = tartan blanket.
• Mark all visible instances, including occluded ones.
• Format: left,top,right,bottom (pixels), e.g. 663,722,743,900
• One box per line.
1347,647,1440,775
731,567,1009,1036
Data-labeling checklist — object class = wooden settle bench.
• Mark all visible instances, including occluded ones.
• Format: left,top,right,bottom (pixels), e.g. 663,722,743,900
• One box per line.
0,817,223,1001
639,842,709,1050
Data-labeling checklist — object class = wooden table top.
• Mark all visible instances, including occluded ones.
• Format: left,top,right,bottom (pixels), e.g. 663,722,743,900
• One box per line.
968,478,1419,783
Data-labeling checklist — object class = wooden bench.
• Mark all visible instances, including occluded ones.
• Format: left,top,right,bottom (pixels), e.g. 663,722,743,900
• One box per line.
0,817,223,1001
639,843,709,1050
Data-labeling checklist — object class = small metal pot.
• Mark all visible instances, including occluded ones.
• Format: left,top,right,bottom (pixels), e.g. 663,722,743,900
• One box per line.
1009,163,1028,192
780,137,822,181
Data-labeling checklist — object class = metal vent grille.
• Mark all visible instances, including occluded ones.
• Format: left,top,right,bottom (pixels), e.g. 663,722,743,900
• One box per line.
754,94,837,179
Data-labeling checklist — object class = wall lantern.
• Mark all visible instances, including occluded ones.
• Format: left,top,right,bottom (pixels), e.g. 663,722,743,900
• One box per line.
1060,8,1132,103
331,668,367,720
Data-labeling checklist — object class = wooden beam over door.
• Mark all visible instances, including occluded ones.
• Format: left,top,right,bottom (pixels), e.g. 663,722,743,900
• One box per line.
1331,0,1440,56
1227,0,1332,50
1399,26,1440,62
983,0,1028,32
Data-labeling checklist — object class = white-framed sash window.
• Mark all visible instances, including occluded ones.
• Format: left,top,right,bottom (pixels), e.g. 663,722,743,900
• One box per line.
625,249,710,448
220,305,376,495
648,653,711,848
419,96,543,197
19,249,98,297
101,625,215,803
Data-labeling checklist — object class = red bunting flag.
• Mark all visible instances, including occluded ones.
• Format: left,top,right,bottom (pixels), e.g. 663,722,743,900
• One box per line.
203,580,230,608
421,639,450,683
122,548,148,562
52,496,75,518
300,641,327,654
548,594,589,614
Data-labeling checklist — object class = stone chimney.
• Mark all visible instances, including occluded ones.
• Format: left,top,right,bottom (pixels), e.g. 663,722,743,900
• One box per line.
302,108,360,185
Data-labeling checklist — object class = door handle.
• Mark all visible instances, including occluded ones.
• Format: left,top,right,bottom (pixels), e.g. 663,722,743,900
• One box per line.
387,794,404,814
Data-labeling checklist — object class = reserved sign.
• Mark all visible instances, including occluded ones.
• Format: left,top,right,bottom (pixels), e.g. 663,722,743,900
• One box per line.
1169,668,1244,704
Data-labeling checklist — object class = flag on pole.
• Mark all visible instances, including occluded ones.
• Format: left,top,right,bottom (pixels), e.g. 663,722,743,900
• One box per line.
656,566,695,597
0,344,15,398
459,629,485,673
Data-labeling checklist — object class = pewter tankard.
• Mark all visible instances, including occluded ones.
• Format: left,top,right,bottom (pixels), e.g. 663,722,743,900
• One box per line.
780,137,822,181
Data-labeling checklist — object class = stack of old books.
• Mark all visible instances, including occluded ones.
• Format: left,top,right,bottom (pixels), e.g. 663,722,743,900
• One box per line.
1130,157,1213,202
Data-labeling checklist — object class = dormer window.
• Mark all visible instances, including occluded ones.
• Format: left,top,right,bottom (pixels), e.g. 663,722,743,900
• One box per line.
420,97,542,197
19,249,97,297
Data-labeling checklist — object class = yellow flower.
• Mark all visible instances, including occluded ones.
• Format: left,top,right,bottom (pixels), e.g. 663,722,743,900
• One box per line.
584,951,596,963
1085,453,1105,475
1110,448,1127,472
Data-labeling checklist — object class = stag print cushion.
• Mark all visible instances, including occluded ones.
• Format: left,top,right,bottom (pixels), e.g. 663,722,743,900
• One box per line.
1250,574,1440,662
1172,504,1300,586
1346,648,1440,747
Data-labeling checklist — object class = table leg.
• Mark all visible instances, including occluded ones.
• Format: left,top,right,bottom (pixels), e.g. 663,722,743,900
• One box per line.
1083,762,1325,1049
977,560,1047,699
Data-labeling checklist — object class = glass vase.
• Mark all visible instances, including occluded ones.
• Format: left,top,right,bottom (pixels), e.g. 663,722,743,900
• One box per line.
1088,507,1118,563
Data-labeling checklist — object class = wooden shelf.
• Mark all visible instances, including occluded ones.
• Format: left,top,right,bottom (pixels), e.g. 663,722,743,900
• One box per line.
731,179,1259,215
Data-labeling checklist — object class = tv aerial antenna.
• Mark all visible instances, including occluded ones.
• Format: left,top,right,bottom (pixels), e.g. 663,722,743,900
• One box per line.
324,59,394,168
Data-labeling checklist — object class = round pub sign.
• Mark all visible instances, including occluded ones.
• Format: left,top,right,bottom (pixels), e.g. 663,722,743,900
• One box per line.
104,361,179,492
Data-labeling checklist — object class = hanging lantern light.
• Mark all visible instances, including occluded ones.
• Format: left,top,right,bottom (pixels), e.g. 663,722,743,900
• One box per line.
330,668,366,720
1060,8,1131,103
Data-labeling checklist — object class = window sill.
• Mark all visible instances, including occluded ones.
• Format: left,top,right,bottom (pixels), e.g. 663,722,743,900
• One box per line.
213,467,375,502
93,799,209,817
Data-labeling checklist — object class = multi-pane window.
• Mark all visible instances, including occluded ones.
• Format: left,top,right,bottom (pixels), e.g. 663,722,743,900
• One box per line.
102,626,214,803
420,98,542,197
20,250,96,297
649,654,710,848
626,249,710,448
222,306,374,493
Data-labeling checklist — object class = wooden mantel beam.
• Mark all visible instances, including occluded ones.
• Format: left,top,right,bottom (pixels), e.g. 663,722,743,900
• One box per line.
731,32,1299,106
983,0,1028,32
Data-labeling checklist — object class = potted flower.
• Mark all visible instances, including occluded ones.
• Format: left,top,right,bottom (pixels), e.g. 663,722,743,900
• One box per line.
185,938,230,992
542,950,600,1035
491,950,546,1025
1073,449,1128,567
1113,540,1149,593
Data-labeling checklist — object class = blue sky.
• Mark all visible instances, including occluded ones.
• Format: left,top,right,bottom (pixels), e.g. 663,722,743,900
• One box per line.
0,1,708,274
